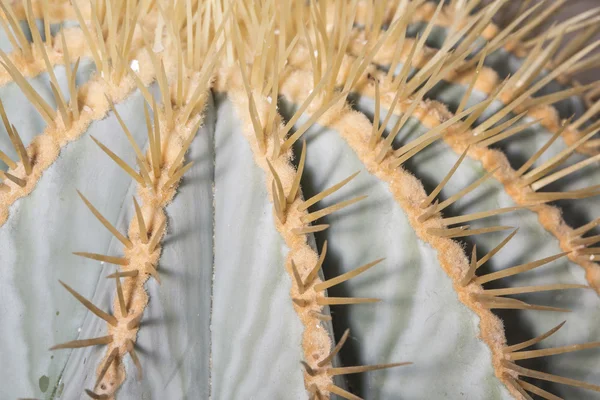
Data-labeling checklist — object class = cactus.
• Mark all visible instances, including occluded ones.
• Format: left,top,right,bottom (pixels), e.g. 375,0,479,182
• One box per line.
2,1,600,399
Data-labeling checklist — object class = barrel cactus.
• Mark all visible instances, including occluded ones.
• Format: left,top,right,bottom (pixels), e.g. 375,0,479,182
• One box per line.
2,0,600,399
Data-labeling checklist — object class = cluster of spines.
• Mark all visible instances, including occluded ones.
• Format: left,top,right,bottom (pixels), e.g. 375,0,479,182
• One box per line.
0,100,31,191
0,0,228,211
0,0,157,227
0,0,57,63
501,320,600,399
69,0,142,86
0,0,81,192
340,1,600,155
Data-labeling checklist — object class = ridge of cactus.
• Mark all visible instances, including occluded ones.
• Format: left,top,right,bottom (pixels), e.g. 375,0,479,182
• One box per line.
2,1,600,399
0,2,155,224
56,65,210,394
343,40,600,292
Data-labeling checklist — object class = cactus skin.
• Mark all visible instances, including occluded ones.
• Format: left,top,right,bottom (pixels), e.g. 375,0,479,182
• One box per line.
1,1,600,399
